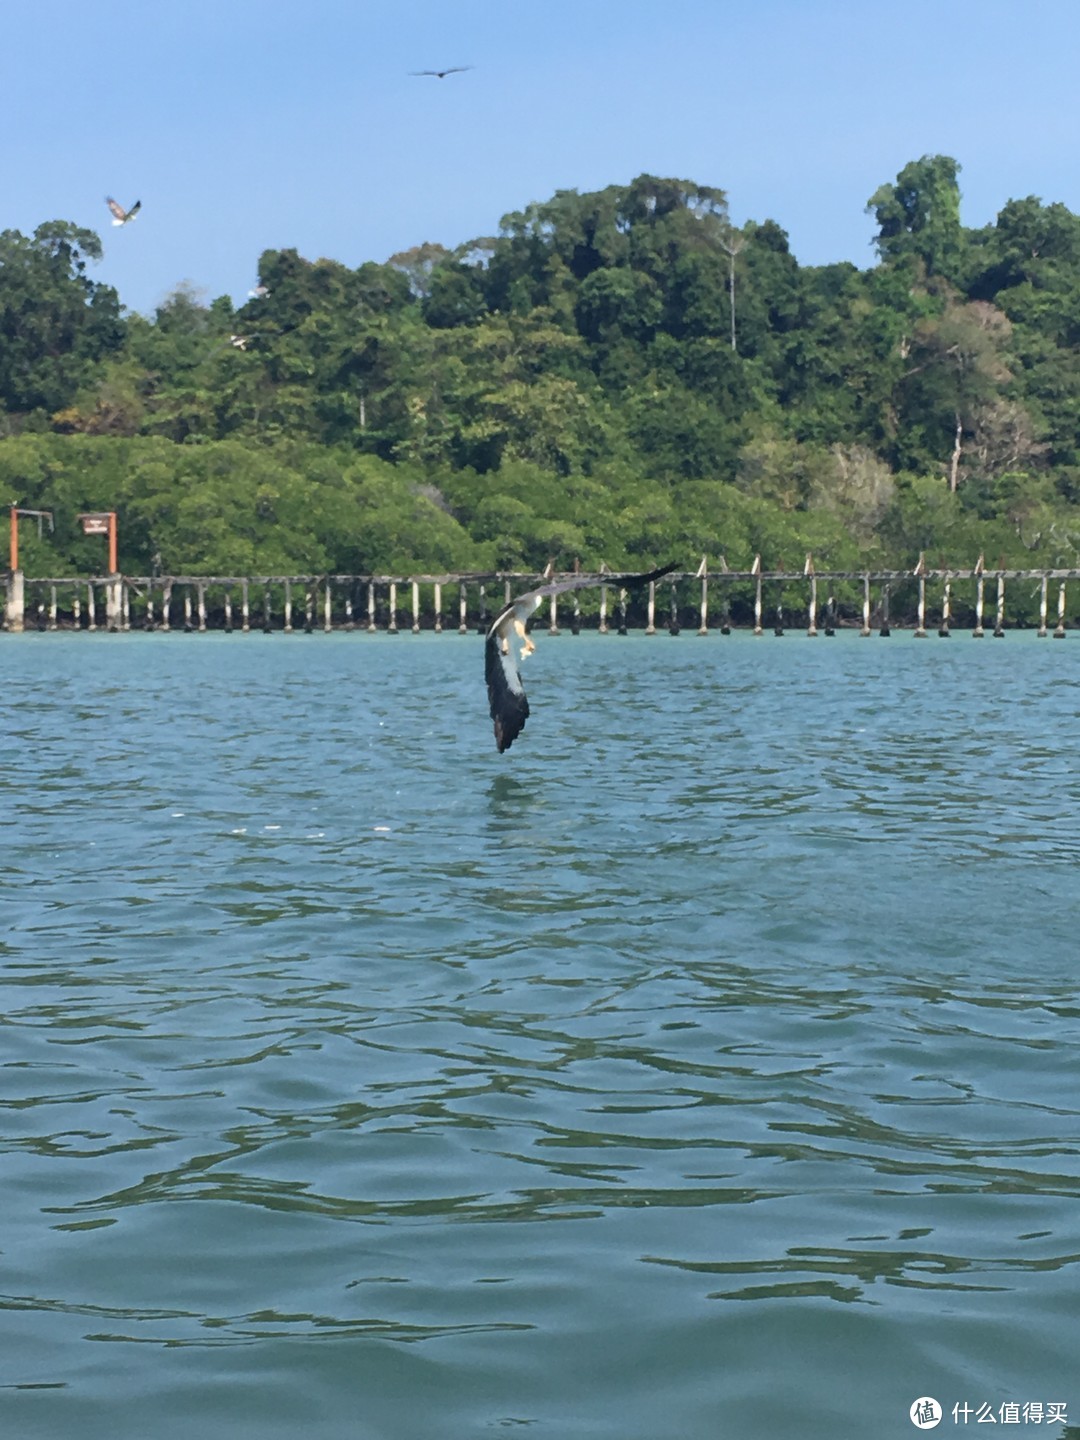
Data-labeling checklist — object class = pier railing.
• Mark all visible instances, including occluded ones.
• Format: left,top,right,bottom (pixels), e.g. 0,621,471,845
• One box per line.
3,557,1080,636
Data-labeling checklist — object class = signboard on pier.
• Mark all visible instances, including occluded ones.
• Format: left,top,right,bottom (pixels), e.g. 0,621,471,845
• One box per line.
76,511,118,574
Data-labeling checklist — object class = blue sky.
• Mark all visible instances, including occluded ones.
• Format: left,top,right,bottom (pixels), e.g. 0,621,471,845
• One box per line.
7,0,1080,316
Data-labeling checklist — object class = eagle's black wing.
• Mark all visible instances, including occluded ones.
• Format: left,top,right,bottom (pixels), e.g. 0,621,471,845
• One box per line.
485,624,530,753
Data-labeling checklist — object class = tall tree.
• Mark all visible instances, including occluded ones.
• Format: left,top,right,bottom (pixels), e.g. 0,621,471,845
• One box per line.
0,222,124,418
867,155,965,281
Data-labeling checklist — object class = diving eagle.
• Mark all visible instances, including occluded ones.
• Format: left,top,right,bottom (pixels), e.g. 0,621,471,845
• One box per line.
409,66,473,78
106,197,141,226
485,562,680,753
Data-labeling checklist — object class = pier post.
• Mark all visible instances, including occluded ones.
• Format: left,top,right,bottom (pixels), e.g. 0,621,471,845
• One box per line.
72,586,81,629
599,582,609,634
146,585,155,631
669,580,680,635
549,591,560,635
915,575,927,637
571,593,581,635
241,580,250,633
263,587,272,633
973,575,985,637
433,581,442,633
1038,575,1049,637
618,587,628,636
938,579,951,637
183,589,193,633
105,577,123,633
645,580,657,635
224,588,233,633
162,583,172,631
304,586,314,633
369,581,377,633
197,584,207,633
4,570,25,632
411,580,420,634
994,576,1005,637
458,584,467,634
325,581,334,633
345,595,354,630
698,562,708,635
388,582,399,633
48,584,58,631
87,583,97,632
824,594,835,637
804,555,816,636
476,584,487,636
861,575,872,636
284,581,293,633
1055,581,1067,638
753,556,763,636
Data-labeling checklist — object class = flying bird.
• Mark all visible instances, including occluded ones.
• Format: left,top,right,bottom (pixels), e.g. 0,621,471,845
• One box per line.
409,65,473,78
106,196,141,226
485,562,680,753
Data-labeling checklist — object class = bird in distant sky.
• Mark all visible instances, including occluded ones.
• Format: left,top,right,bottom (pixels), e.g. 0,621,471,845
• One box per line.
206,332,264,361
485,561,680,753
409,65,473,78
106,196,141,226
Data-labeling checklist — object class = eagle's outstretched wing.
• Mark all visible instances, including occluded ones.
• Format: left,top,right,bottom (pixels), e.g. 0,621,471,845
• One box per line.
410,65,473,77
484,561,679,753
106,197,140,226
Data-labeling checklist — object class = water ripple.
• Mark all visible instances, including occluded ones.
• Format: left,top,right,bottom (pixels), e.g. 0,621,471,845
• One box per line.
2,634,1079,1437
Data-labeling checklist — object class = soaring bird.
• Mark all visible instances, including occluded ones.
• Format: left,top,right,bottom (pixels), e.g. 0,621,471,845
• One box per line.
485,562,680,753
106,196,141,226
409,65,473,78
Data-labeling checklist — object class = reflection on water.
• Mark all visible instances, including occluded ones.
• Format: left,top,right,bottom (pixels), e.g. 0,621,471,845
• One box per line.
485,771,545,827
1,634,1078,1439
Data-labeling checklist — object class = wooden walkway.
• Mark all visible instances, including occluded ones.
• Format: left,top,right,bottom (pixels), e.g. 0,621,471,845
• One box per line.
4,557,1080,636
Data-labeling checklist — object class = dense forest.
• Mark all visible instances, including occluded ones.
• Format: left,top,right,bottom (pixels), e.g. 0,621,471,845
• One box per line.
3,154,1080,580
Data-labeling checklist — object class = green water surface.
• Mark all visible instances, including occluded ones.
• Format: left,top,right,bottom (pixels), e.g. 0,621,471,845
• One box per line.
1,631,1078,1438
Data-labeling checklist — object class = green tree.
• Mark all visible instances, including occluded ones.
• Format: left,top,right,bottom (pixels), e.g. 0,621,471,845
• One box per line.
0,222,124,419
867,155,965,280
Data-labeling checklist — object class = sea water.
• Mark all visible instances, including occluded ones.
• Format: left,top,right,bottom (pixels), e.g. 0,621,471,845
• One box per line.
1,631,1078,1438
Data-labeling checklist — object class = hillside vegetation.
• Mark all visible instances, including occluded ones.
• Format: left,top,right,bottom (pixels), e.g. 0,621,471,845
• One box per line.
4,156,1080,579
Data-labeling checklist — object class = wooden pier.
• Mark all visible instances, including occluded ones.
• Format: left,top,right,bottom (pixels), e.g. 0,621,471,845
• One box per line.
2,556,1078,636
